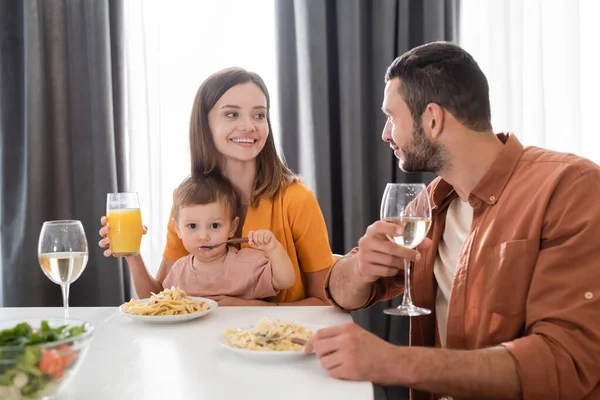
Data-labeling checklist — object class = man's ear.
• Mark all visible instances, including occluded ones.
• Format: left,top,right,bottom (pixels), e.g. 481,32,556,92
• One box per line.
172,218,182,238
229,216,240,237
423,103,445,140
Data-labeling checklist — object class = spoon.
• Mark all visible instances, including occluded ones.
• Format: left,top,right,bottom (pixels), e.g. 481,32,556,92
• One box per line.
200,238,249,250
254,332,307,346
235,328,307,346
262,336,307,346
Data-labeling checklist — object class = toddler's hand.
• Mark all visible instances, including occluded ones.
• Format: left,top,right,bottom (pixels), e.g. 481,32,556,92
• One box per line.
248,230,278,252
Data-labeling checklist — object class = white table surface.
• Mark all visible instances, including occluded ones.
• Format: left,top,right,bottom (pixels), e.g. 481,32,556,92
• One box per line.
0,306,373,400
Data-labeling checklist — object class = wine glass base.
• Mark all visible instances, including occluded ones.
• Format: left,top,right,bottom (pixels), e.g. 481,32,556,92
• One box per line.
384,305,431,316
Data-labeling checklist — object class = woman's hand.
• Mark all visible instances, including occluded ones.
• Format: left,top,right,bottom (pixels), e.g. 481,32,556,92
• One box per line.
97,216,147,257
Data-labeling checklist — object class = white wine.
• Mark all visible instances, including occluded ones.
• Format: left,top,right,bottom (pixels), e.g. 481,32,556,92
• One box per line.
385,217,431,248
39,252,88,285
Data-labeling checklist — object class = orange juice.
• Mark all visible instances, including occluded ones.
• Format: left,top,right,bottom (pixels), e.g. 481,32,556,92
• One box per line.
107,208,143,256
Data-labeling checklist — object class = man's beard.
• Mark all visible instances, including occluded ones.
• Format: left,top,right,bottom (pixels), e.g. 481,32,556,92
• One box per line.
398,118,448,174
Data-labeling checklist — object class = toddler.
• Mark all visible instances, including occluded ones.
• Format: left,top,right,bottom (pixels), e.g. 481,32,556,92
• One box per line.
161,174,296,299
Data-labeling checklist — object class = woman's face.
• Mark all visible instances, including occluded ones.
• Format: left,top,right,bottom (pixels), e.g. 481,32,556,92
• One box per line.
207,82,269,163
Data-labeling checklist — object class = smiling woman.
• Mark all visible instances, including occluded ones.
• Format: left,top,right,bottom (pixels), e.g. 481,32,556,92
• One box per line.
188,70,294,207
98,67,334,306
158,68,335,306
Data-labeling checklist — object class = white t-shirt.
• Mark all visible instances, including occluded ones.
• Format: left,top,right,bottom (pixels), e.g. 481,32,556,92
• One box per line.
433,197,473,347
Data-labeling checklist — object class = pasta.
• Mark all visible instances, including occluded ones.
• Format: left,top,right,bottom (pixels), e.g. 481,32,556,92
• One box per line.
223,318,313,351
122,287,209,316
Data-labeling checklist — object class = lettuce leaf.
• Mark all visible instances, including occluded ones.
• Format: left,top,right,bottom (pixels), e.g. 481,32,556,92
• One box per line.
0,321,86,347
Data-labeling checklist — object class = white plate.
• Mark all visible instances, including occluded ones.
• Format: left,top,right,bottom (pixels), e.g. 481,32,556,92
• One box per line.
218,322,322,361
118,296,218,324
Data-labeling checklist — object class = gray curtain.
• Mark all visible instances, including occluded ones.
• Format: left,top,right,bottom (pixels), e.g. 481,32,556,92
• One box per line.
275,1,458,399
0,0,130,307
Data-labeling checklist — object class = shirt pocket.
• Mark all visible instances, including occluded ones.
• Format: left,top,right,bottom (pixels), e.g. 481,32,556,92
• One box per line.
479,239,539,317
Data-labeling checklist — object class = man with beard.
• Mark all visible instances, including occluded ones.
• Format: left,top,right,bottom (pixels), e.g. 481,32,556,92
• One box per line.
303,42,600,400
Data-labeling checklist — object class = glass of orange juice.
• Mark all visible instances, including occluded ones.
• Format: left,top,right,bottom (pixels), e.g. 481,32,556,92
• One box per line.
106,192,143,257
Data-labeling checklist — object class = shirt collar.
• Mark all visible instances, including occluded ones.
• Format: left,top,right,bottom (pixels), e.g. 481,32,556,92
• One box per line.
429,133,524,211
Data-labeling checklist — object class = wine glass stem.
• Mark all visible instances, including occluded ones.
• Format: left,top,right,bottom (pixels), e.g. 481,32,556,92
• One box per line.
61,283,70,319
401,258,414,308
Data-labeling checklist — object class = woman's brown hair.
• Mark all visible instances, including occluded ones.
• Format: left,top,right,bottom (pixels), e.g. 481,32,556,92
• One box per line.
189,67,298,207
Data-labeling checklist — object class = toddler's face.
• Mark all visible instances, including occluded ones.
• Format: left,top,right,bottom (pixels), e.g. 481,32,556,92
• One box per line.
175,202,238,262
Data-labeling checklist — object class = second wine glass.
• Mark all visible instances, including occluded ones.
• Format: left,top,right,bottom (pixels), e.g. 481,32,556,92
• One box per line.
380,183,432,316
38,220,89,318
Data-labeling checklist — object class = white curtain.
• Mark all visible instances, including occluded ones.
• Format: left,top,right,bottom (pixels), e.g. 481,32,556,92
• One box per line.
459,0,600,164
123,0,279,277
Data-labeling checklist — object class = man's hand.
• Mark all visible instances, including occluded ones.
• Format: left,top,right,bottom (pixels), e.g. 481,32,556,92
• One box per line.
356,220,431,282
325,220,432,311
304,322,522,399
303,322,404,386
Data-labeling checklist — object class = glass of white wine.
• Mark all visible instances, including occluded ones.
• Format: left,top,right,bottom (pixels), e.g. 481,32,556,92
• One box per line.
38,220,89,318
380,183,432,316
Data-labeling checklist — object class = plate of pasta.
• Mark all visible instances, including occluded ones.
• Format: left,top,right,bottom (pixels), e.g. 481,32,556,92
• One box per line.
119,287,217,324
219,318,320,360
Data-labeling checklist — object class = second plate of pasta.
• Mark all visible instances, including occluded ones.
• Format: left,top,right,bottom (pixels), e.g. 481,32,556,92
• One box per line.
118,287,218,324
218,318,322,360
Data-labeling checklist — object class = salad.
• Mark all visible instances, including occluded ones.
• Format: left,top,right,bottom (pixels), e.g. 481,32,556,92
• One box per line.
0,320,87,399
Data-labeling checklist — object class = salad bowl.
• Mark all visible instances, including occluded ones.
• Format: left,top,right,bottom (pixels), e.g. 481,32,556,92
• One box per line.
0,318,94,399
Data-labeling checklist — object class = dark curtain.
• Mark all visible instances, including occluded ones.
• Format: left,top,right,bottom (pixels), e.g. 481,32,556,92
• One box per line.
0,0,130,307
275,1,458,399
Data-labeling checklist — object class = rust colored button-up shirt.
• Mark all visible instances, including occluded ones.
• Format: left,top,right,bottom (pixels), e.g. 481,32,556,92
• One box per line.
326,133,600,399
